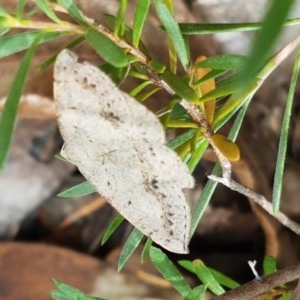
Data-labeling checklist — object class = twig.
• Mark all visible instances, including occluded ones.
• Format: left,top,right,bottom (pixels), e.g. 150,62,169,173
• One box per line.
208,175,300,235
213,262,300,299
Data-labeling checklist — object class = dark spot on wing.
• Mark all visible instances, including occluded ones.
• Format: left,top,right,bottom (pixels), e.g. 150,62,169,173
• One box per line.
68,106,77,110
83,77,88,86
151,178,159,189
107,112,120,121
81,76,97,90
168,220,173,226
128,201,132,205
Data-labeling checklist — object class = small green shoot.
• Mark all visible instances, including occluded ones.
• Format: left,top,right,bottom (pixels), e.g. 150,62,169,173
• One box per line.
118,228,144,271
58,181,96,197
149,247,192,297
50,279,104,300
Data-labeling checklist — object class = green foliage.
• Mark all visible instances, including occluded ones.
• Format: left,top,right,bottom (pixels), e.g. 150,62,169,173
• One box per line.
263,256,277,275
117,228,144,271
57,0,91,25
240,0,295,90
184,285,207,300
15,0,27,17
195,54,247,71
0,32,44,168
154,0,189,70
132,0,151,47
272,47,300,213
179,18,300,35
184,259,225,295
0,31,63,59
51,279,104,300
160,71,198,101
1,0,299,299
101,214,124,245
0,4,8,16
58,181,96,197
85,29,129,67
35,0,61,23
149,247,192,297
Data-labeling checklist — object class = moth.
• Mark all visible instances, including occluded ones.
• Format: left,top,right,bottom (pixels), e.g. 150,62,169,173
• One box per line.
53,50,194,253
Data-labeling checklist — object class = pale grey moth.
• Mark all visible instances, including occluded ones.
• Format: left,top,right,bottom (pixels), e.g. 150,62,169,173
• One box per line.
53,50,195,253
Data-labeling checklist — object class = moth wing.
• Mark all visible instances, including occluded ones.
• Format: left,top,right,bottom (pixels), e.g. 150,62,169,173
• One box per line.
54,50,194,253
54,50,164,146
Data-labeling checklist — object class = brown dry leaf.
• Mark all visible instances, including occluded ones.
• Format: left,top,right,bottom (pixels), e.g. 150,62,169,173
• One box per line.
0,242,182,300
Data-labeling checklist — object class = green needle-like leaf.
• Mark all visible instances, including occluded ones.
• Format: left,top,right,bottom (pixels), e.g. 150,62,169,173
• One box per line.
0,32,44,169
263,256,277,275
179,18,300,35
102,214,125,245
193,259,225,295
58,181,96,197
160,71,198,102
272,47,300,213
141,238,152,262
16,0,27,18
114,0,127,37
196,55,247,71
179,260,239,289
35,0,62,23
184,285,207,300
154,0,189,70
149,247,192,297
118,228,144,271
57,0,92,25
86,29,129,68
51,279,103,300
132,0,150,47
167,129,197,150
239,0,295,90
0,31,64,59
0,4,8,16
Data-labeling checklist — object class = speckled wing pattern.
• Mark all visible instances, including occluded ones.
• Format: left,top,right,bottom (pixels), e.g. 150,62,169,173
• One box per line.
53,50,195,253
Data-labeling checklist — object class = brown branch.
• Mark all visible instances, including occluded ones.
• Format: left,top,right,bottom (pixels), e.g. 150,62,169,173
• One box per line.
208,176,300,235
213,262,300,300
